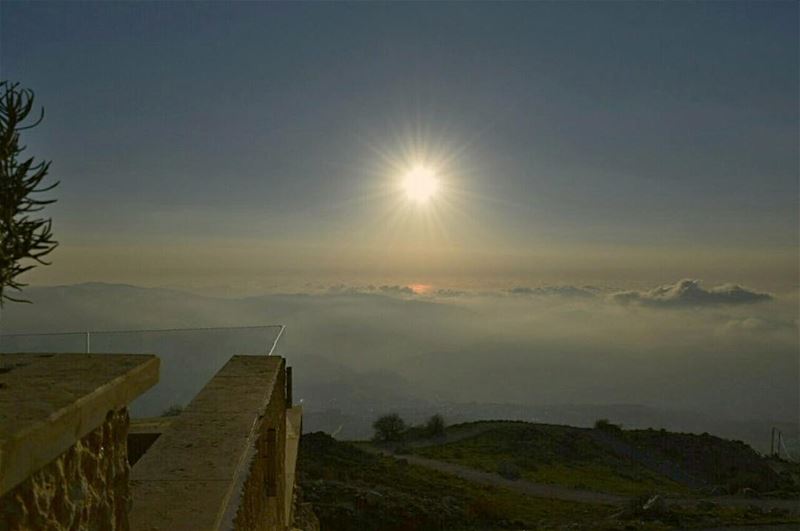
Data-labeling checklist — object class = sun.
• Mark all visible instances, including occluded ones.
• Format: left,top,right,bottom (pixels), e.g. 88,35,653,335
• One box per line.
402,166,439,203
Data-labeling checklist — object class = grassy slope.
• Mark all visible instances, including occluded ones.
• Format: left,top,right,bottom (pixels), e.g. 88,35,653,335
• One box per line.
299,431,619,530
621,428,788,493
411,421,687,496
298,430,799,530
408,420,800,497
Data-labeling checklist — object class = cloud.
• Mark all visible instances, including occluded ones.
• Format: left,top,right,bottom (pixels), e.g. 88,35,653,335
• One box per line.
435,288,467,297
326,284,361,295
610,279,772,308
508,286,596,298
719,316,797,334
325,284,415,296
326,284,468,298
378,285,414,295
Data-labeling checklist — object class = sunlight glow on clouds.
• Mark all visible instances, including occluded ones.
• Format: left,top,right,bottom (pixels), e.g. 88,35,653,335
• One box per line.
610,279,772,308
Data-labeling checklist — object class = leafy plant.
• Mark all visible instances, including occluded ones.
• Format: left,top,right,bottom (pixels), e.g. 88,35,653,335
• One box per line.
594,418,623,433
0,81,58,305
372,413,407,443
424,413,446,438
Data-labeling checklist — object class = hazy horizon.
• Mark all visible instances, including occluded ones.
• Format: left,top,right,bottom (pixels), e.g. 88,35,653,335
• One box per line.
2,280,797,432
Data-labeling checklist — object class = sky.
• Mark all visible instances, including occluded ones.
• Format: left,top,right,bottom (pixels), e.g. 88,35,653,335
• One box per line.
1,1,797,293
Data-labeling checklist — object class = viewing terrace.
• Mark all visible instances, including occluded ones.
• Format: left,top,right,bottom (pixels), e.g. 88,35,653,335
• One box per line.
0,325,302,531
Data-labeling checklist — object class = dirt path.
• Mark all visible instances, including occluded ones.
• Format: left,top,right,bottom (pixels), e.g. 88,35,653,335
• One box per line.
364,445,800,514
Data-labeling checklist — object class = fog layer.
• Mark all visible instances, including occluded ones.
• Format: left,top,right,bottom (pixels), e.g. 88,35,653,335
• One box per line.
2,280,795,426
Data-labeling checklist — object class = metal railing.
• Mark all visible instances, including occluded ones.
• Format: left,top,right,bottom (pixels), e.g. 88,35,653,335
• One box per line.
0,325,285,418
0,324,284,355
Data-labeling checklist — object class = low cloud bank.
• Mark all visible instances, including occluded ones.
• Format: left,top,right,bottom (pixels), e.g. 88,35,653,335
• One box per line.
508,286,597,298
435,288,467,297
610,279,772,308
2,280,795,423
326,284,414,296
323,280,773,309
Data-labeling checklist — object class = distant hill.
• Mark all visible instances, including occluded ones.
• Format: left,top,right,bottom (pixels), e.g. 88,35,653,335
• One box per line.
304,401,798,457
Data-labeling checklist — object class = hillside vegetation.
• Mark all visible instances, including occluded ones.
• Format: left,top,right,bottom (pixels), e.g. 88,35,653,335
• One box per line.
298,422,800,530
407,420,795,497
298,431,617,531
621,428,787,493
410,421,685,496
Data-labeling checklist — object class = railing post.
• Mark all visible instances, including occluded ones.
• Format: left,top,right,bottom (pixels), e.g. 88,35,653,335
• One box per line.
85,331,91,354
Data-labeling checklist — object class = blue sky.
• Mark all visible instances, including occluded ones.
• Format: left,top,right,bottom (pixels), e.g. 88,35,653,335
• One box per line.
1,1,797,290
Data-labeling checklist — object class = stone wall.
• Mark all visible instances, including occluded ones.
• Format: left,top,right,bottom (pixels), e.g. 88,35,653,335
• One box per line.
232,363,287,531
0,409,131,531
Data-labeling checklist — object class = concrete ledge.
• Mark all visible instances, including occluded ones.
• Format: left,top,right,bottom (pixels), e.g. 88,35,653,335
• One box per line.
0,353,159,496
130,355,286,531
